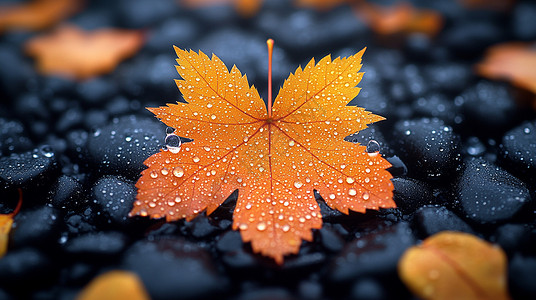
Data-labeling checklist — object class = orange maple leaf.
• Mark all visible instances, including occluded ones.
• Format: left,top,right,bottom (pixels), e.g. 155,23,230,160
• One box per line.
1,189,23,258
0,0,81,34
132,41,395,263
476,42,536,96
24,25,145,80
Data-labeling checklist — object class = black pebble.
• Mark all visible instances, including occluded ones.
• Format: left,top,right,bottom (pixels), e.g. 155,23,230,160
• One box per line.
122,238,226,300
87,115,165,177
509,254,536,299
413,205,474,238
0,249,54,290
493,223,533,255
328,222,415,282
457,81,519,136
63,231,127,258
500,120,536,184
65,211,97,235
10,206,62,250
146,18,199,53
512,2,536,40
0,147,59,190
49,175,85,210
423,63,473,95
393,118,461,181
92,175,137,226
350,277,387,300
412,93,458,125
392,177,435,213
216,230,243,253
236,288,294,300
115,0,178,28
187,215,220,239
455,158,531,224
442,17,505,58
0,118,33,156
318,227,344,253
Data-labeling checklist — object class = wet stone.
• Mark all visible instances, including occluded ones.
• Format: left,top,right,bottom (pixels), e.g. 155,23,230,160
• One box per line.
509,254,536,299
412,93,458,125
216,230,243,253
350,277,387,300
423,63,474,95
0,249,54,289
319,227,344,253
87,115,165,177
0,118,33,156
77,78,117,105
187,215,220,239
456,158,531,224
499,120,536,183
65,211,97,235
49,175,85,210
114,0,178,28
512,2,536,40
63,231,127,257
328,222,415,283
413,205,474,238
443,17,506,58
92,175,136,226
10,206,62,250
0,147,59,190
393,118,461,181
122,238,226,300
457,80,519,136
146,18,199,53
493,224,534,256
298,279,323,300
392,177,436,214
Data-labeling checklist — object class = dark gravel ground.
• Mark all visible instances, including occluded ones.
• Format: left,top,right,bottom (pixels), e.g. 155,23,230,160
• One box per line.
1,0,536,299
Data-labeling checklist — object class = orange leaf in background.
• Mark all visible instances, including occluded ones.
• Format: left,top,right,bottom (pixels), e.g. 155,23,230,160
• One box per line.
476,42,536,100
131,41,395,263
24,25,145,80
77,271,150,300
398,231,510,300
295,0,349,11
0,189,23,258
181,0,262,17
0,0,81,34
355,1,443,37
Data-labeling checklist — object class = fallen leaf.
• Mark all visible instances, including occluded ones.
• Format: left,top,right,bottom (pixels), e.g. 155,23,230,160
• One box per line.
76,270,150,300
398,231,510,300
131,41,395,263
24,25,145,80
476,42,536,97
355,1,443,37
181,0,262,17
0,0,81,34
0,189,23,258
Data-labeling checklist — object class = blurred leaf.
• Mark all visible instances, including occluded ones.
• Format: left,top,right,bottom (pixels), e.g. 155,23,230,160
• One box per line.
0,189,22,258
77,270,150,300
181,0,262,17
24,25,145,80
294,0,349,10
0,0,81,34
398,231,510,300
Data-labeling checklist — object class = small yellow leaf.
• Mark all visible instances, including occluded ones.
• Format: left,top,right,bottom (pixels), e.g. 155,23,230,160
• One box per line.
398,231,510,300
76,270,150,300
0,189,22,258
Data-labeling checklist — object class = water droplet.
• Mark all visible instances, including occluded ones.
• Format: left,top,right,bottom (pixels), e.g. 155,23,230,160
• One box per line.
282,225,290,232
174,196,182,203
39,145,54,157
329,194,336,200
524,127,531,134
239,223,248,230
257,222,267,231
167,200,176,206
160,167,169,176
165,134,181,153
166,127,175,135
173,167,184,177
207,103,213,108
294,181,303,188
288,140,295,146
193,156,200,163
366,140,380,156
211,114,216,120
346,177,355,184
362,192,370,200
149,202,156,208
203,146,211,152
150,171,158,178
348,188,357,196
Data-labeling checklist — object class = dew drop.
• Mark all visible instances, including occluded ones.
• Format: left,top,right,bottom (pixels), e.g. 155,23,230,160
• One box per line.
366,140,380,156
348,188,357,196
174,196,182,203
362,192,370,200
203,146,211,152
167,200,176,206
150,171,158,178
211,114,216,120
257,222,267,231
172,167,184,177
239,224,248,230
288,140,295,147
282,225,290,232
165,127,175,135
193,156,200,163
165,134,181,153
329,194,336,200
346,177,355,184
148,202,156,208
160,168,169,176
294,181,303,188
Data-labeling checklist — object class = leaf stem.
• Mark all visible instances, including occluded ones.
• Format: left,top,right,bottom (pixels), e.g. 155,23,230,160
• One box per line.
267,39,274,119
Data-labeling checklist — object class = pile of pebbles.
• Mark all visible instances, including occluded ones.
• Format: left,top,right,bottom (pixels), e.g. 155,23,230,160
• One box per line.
1,0,535,299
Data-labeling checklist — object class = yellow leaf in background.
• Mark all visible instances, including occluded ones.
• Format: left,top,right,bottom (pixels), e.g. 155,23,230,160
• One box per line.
77,271,150,300
0,189,22,258
398,231,511,300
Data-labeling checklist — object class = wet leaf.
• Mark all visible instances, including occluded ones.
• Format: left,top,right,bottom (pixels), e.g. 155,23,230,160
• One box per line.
132,43,395,264
24,25,145,80
0,189,23,258
181,0,262,17
77,270,150,300
0,0,81,34
476,42,536,98
355,1,443,36
398,231,510,300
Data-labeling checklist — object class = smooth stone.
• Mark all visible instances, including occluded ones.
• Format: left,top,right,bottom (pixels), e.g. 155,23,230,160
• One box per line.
0,147,59,190
92,175,136,226
63,231,127,257
10,206,61,250
392,177,435,213
413,205,475,238
500,120,536,183
49,175,85,210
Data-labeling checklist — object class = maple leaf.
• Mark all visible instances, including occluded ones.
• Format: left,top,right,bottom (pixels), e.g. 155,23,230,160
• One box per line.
132,41,395,263
476,42,536,103
24,25,145,80
398,231,510,300
0,0,81,34
0,189,23,258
